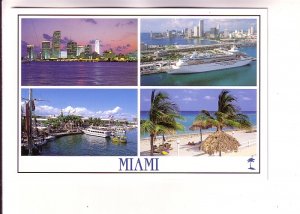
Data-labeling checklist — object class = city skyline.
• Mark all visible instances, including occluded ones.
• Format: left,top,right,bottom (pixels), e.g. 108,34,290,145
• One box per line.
141,18,257,33
21,89,137,120
141,89,257,112
21,18,138,57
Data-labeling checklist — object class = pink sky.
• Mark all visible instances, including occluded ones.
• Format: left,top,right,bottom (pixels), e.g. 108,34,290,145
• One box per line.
21,18,137,55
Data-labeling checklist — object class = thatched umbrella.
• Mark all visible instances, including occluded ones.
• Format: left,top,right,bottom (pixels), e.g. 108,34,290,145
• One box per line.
189,120,212,143
201,131,240,156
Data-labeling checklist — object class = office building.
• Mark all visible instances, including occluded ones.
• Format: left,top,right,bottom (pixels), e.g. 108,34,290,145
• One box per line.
95,40,100,54
76,45,85,56
193,26,199,37
199,20,204,37
41,41,51,60
67,41,77,58
52,31,61,58
27,44,34,61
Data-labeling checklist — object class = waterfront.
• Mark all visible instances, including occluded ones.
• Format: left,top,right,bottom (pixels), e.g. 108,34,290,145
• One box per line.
37,129,137,156
22,61,137,86
141,46,257,86
141,32,219,46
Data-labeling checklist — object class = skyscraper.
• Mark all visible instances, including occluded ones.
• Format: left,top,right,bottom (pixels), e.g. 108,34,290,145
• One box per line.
67,41,77,58
193,26,199,37
52,31,61,58
76,45,85,56
41,41,51,60
199,20,204,37
95,40,100,54
27,45,34,61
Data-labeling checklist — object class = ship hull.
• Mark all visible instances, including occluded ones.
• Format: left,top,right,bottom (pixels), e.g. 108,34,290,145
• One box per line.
83,129,111,138
168,58,253,74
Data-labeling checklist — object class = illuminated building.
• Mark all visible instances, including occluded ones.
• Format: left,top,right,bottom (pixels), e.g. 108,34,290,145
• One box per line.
41,41,51,59
52,31,61,58
67,41,77,58
27,44,34,61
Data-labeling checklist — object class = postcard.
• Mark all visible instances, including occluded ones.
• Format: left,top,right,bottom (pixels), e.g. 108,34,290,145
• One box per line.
0,7,267,174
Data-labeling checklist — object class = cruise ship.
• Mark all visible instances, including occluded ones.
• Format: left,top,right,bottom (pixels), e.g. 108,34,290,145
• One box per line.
167,46,254,74
83,126,111,138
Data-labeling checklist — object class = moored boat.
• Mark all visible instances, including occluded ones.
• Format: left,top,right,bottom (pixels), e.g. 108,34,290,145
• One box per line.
83,126,111,138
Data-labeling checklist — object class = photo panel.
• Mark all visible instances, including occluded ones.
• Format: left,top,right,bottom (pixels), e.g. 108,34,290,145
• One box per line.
140,88,259,172
20,17,138,86
19,88,138,172
140,17,258,86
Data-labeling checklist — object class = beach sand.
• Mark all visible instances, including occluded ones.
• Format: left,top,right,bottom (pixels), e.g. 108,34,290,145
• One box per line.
140,130,257,157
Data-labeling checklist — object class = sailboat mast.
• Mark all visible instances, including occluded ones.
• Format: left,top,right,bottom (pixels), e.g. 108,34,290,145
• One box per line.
28,89,33,155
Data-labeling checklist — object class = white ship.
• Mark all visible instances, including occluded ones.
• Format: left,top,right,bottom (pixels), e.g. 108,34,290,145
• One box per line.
167,46,254,74
83,126,111,138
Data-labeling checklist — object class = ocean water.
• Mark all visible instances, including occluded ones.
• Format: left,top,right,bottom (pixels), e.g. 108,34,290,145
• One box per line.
141,32,219,46
39,129,137,156
22,61,137,86
141,38,257,86
140,111,257,138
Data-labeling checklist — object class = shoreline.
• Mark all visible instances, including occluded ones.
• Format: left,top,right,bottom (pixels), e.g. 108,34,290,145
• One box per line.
140,129,257,157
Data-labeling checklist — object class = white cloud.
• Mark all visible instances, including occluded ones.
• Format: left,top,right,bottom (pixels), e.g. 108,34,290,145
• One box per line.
62,106,93,116
204,96,215,100
35,105,60,116
101,106,122,115
242,96,252,101
183,97,197,102
33,104,127,119
144,98,151,102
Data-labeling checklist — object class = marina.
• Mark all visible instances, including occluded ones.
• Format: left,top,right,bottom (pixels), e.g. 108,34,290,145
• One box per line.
21,89,138,156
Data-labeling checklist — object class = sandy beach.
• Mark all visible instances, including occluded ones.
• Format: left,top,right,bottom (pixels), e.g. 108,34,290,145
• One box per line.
140,130,257,156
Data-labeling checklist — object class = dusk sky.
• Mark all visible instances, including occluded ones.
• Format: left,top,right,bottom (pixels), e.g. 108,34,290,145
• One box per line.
141,18,257,33
141,89,256,112
21,89,137,120
21,18,137,56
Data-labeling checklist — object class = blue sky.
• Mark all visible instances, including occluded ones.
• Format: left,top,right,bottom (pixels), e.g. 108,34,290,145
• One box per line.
141,89,256,112
141,18,257,33
21,89,137,120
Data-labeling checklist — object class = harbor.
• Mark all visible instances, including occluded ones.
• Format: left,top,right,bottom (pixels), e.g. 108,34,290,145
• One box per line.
21,89,138,156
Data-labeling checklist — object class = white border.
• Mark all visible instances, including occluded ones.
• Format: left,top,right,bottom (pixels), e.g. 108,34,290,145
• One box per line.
8,8,267,174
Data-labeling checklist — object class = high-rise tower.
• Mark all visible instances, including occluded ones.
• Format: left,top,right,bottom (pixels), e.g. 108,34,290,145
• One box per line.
52,31,61,58
27,45,34,61
95,40,100,54
67,41,77,58
199,20,204,37
42,41,51,60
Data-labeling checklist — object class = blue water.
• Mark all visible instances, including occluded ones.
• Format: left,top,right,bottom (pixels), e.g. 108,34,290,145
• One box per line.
39,129,137,156
141,33,219,46
141,44,257,86
22,61,137,86
140,111,257,138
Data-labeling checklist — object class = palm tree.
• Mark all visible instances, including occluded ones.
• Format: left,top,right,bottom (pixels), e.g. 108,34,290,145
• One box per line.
189,114,212,143
200,90,252,156
140,90,183,156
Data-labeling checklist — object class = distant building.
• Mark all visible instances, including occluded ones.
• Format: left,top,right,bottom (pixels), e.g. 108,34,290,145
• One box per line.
52,31,61,58
193,26,199,37
84,45,92,58
41,41,51,59
187,28,193,38
27,45,34,60
210,27,218,39
199,20,204,37
76,45,85,56
141,42,147,51
250,26,254,35
95,40,100,54
224,29,229,38
60,51,67,59
67,41,77,58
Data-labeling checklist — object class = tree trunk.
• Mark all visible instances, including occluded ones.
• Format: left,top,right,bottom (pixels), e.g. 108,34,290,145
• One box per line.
200,128,202,143
150,134,154,156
